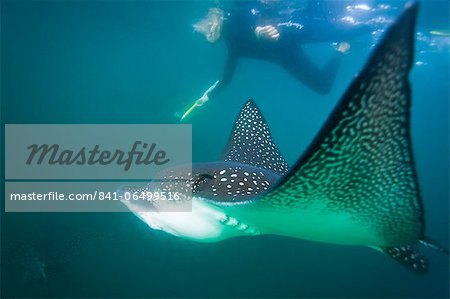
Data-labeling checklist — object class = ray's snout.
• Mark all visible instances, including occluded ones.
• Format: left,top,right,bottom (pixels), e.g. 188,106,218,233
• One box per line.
117,185,157,212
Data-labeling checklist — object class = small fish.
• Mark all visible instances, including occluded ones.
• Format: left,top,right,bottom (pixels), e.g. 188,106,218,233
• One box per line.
429,30,450,37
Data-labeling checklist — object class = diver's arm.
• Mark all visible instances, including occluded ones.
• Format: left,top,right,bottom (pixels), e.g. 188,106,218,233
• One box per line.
207,51,239,99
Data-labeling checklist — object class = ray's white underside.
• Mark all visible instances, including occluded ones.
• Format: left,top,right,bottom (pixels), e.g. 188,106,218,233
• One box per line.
124,197,381,246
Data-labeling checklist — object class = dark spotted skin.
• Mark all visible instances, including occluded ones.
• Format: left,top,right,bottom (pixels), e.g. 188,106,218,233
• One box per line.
156,161,281,204
381,245,428,274
192,162,281,203
221,100,289,176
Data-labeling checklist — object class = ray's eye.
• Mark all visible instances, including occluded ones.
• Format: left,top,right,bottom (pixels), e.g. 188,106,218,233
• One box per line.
192,174,215,193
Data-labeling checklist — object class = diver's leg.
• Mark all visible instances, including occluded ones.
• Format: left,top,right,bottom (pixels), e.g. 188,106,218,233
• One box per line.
281,47,341,95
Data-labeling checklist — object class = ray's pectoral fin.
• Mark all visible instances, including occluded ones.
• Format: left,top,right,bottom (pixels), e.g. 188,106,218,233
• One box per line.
372,237,448,274
262,2,423,246
221,100,289,176
373,245,429,274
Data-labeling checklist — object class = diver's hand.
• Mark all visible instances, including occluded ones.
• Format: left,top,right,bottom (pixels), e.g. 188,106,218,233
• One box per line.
180,95,209,121
255,25,280,41
195,94,209,107
180,80,219,121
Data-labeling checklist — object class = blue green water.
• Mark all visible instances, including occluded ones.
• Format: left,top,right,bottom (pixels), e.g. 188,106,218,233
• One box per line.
1,0,449,298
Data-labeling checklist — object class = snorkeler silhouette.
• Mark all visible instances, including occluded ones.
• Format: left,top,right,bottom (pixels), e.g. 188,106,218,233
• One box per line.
181,0,371,120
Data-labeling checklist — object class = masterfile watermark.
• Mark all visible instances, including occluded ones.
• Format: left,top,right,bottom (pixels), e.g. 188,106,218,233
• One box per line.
26,141,170,171
5,124,191,180
5,182,191,212
4,124,193,212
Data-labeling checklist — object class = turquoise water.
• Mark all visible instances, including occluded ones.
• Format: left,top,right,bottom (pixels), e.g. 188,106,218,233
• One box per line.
1,0,449,298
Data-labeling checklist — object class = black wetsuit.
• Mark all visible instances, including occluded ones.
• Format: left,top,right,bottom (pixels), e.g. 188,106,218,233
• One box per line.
208,1,370,98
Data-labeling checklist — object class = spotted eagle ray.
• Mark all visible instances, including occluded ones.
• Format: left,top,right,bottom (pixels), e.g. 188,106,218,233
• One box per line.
120,3,448,273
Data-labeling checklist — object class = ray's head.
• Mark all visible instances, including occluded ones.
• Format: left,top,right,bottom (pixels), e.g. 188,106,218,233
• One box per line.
116,163,274,241
119,162,280,210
